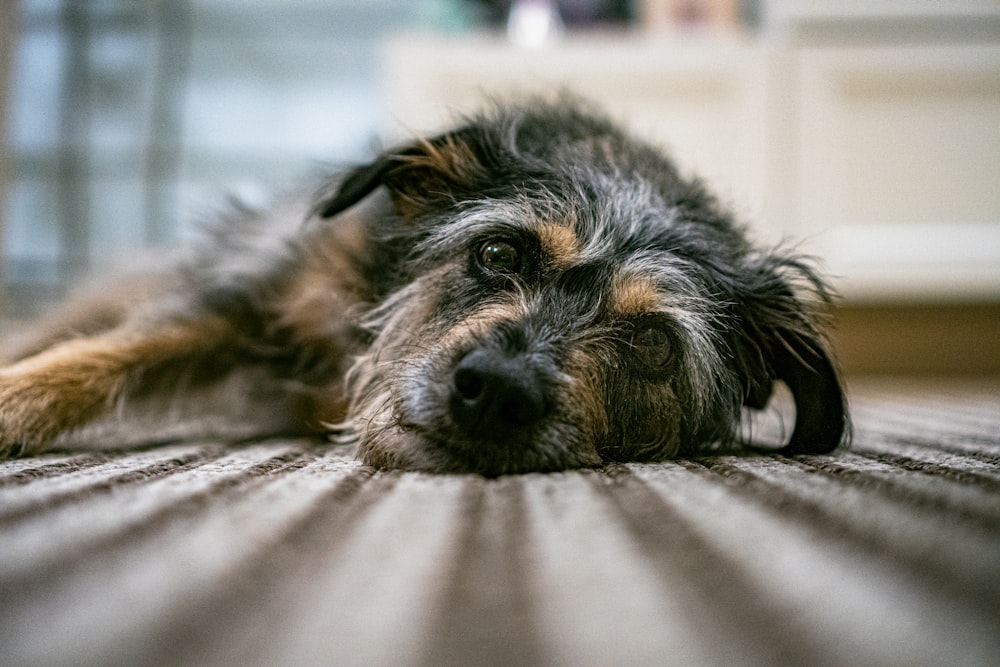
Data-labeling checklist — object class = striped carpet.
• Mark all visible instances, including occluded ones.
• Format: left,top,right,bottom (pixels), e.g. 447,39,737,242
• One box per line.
1,379,998,666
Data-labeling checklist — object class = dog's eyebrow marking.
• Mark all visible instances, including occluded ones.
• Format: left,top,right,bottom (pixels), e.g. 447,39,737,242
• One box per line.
610,272,661,317
538,223,580,269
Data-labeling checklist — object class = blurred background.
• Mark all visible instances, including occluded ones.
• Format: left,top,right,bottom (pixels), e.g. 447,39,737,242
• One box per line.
1,0,998,375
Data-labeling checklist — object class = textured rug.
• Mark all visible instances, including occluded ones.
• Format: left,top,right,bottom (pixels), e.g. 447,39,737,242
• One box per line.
1,379,998,666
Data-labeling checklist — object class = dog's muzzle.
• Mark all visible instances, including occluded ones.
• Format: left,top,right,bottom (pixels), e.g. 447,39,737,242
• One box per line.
449,348,552,441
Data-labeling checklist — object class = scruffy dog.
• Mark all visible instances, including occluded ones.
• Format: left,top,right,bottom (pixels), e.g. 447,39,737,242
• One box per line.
0,98,848,474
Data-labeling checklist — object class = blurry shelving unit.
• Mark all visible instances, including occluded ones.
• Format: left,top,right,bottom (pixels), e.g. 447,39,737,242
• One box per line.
0,2,17,319
2,1,423,317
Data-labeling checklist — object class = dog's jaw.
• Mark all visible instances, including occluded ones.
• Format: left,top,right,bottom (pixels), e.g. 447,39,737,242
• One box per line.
357,424,604,476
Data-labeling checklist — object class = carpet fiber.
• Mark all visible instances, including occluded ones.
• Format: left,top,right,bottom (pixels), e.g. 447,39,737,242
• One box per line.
1,379,998,666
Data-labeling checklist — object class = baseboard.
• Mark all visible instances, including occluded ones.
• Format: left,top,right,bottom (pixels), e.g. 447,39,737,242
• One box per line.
832,302,1000,376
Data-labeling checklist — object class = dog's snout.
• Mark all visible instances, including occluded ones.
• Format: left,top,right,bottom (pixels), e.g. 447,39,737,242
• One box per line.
450,349,550,439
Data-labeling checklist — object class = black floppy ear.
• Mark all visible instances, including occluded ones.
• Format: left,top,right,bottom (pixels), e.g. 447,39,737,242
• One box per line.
314,127,488,220
734,260,849,455
765,328,848,454
315,155,401,219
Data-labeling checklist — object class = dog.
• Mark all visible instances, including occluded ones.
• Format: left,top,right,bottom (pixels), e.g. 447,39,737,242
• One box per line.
0,97,848,475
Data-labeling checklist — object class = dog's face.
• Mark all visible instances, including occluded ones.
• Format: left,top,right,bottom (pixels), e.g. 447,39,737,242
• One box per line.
316,102,847,475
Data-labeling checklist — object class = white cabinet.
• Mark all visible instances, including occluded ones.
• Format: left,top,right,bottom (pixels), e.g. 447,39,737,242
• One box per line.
791,45,1000,300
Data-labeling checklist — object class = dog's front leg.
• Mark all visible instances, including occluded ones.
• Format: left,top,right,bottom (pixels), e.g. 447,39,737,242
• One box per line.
0,316,236,456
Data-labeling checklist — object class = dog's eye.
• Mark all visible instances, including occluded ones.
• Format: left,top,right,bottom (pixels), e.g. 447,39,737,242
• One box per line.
478,240,522,274
632,323,673,369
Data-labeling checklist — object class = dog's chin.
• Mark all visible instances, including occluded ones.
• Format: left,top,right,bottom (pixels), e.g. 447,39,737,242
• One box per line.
356,422,602,476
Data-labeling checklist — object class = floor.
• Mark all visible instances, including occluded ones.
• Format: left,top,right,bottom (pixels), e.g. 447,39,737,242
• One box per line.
1,378,998,666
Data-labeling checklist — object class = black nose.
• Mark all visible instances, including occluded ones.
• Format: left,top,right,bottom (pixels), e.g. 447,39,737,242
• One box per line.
450,349,551,440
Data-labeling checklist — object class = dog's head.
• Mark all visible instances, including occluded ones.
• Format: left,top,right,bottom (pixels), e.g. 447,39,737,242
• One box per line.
314,100,848,475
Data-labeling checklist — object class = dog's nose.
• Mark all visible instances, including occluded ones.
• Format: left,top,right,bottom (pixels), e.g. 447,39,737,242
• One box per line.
450,349,550,439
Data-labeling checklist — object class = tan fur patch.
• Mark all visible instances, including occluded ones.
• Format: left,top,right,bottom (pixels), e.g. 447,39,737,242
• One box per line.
0,317,235,455
563,347,610,447
610,273,661,317
538,223,580,269
388,134,484,218
395,133,483,189
279,211,370,345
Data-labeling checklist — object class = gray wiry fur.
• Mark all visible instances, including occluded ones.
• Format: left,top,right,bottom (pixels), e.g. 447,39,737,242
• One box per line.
0,97,848,474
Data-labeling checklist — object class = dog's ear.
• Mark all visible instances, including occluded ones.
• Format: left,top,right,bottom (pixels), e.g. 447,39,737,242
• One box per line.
315,127,489,220
765,327,848,455
733,259,849,455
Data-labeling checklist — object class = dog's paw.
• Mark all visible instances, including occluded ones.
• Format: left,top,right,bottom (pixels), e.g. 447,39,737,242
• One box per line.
0,366,90,458
0,437,30,459
0,377,55,458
